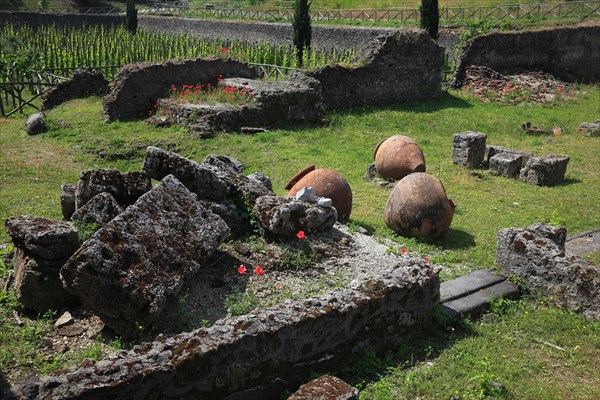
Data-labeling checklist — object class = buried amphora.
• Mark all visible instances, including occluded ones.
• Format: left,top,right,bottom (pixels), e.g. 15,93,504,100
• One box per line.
286,165,353,222
374,135,426,181
384,172,455,239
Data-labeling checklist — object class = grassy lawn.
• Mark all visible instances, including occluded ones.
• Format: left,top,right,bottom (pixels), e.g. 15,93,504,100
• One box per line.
0,85,599,394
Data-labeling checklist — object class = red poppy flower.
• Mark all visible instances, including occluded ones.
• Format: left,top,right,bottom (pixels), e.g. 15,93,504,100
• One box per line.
237,265,247,274
253,266,264,275
401,248,407,254
296,230,306,239
424,257,430,263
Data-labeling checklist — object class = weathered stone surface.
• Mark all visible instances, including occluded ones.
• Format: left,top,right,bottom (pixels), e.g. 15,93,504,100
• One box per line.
198,200,242,235
71,192,124,226
5,215,79,260
102,58,259,121
452,131,487,168
142,146,228,201
451,25,600,88
41,68,109,111
156,75,326,134
305,30,444,110
25,112,46,135
289,375,359,400
254,195,337,236
579,120,600,137
486,145,532,167
363,163,377,181
13,248,78,313
520,155,569,186
247,171,273,192
60,175,230,337
203,153,274,205
295,187,317,203
75,169,151,209
496,223,599,320
12,264,439,399
489,152,524,179
60,184,76,220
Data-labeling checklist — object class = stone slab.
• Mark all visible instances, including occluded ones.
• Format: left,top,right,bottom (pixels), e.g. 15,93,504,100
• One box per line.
440,280,519,319
440,269,505,303
565,228,600,257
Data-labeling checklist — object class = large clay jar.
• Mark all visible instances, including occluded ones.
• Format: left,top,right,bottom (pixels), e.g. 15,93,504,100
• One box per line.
374,135,426,181
286,166,353,222
384,172,455,239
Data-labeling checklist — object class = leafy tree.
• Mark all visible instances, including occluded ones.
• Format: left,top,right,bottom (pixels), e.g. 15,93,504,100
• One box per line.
420,0,439,40
126,0,138,35
292,0,311,67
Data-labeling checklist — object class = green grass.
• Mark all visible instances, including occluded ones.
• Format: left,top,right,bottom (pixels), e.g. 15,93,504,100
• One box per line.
358,298,600,399
0,86,599,390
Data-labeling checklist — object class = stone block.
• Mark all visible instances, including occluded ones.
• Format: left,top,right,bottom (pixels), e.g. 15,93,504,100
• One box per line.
71,192,124,226
253,195,337,236
75,169,151,209
60,175,230,337
5,215,79,260
489,152,524,179
486,145,531,167
142,146,229,201
26,112,46,135
13,248,77,314
452,131,487,168
440,269,505,303
289,375,359,400
496,223,599,320
60,184,76,220
520,155,569,186
440,281,519,319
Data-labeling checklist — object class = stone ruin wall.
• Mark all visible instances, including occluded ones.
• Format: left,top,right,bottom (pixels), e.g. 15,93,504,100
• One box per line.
102,59,260,121
452,24,600,87
8,265,439,400
305,30,445,110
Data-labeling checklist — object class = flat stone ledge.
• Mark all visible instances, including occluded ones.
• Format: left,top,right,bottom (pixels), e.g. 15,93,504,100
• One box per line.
441,280,519,319
440,269,506,303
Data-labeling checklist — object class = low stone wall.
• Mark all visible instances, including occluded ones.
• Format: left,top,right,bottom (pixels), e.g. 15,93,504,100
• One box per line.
0,11,125,29
139,16,394,53
452,24,600,87
305,30,444,110
41,69,109,111
9,264,439,400
102,59,260,121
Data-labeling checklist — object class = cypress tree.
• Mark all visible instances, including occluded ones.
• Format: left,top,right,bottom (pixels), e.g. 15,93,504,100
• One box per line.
420,0,439,40
126,0,138,35
292,0,311,67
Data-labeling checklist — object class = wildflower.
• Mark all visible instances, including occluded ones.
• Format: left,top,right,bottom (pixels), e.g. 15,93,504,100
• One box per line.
275,284,283,290
424,257,430,263
237,265,247,274
253,266,264,275
401,248,407,254
296,230,306,239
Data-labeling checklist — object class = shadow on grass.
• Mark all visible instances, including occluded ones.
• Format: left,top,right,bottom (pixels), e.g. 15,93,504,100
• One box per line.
0,369,13,397
336,92,473,118
414,228,476,250
552,177,582,187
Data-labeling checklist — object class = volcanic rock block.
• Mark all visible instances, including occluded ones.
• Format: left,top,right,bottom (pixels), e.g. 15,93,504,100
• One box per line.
60,184,77,220
71,192,124,226
142,147,228,201
247,171,273,192
452,131,487,168
75,169,151,209
489,152,524,179
289,375,359,400
5,216,80,312
253,195,337,236
486,145,532,167
26,112,46,135
203,153,274,205
519,155,569,186
5,215,79,260
60,175,230,337
496,223,599,320
13,248,78,313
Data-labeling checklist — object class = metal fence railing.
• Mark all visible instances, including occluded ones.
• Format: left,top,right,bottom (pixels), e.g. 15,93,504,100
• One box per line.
3,1,599,22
